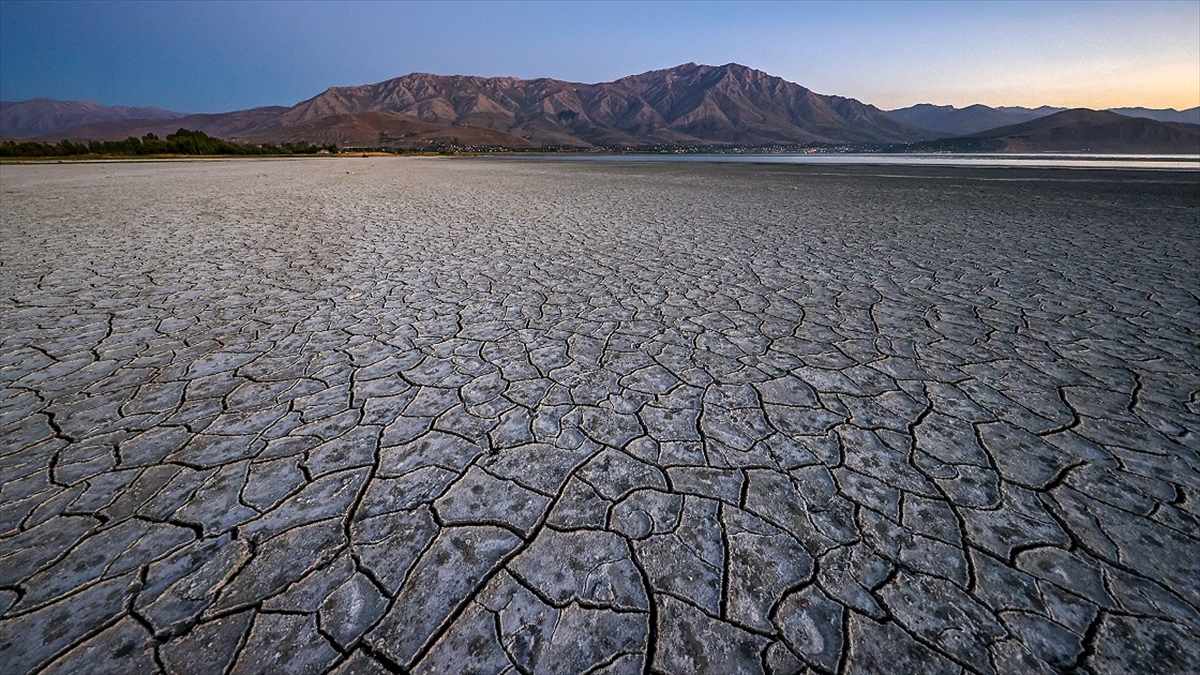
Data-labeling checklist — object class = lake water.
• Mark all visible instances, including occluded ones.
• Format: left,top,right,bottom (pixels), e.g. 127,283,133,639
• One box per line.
517,152,1200,171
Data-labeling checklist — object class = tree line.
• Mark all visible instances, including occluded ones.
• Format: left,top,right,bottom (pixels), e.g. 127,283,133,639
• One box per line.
0,129,337,157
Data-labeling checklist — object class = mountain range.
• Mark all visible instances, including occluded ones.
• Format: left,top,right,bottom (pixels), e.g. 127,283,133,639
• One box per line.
3,63,1198,152
1,63,924,147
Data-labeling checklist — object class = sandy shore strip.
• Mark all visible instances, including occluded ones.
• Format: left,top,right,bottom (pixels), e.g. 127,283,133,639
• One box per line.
1,157,1197,673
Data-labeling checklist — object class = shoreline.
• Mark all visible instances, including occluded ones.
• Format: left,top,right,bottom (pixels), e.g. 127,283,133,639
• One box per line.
3,154,1199,182
3,149,1199,172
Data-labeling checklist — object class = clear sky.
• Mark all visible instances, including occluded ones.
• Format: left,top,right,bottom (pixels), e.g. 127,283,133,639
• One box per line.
1,0,1197,113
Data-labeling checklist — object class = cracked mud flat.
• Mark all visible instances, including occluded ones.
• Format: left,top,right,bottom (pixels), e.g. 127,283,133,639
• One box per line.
0,156,1197,674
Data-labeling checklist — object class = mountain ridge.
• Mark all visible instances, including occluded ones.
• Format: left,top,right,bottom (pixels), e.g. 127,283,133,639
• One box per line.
3,64,930,147
277,62,927,146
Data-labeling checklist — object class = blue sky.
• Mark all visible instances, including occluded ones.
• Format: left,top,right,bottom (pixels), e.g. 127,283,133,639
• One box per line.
1,0,1197,113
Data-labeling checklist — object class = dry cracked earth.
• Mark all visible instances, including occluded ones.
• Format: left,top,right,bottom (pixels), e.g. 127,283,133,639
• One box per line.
0,157,1198,674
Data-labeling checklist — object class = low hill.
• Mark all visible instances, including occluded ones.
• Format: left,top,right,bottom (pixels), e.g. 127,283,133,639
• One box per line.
961,109,1200,153
243,111,534,148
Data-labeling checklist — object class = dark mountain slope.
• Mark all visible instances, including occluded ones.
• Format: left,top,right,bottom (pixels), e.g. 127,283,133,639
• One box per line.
242,111,534,148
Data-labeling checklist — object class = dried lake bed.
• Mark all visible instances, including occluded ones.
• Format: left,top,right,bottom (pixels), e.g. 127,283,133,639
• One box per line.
0,157,1198,673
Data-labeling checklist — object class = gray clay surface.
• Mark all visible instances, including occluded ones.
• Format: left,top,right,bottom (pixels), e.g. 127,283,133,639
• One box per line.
0,158,1197,673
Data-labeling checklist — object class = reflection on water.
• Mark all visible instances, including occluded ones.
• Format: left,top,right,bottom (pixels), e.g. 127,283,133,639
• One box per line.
525,153,1200,171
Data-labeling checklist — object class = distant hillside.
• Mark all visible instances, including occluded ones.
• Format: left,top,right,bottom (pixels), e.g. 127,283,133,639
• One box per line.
886,104,1050,136
0,98,185,138
51,107,292,142
1107,106,1200,125
888,103,1200,136
960,109,1200,153
993,106,1069,118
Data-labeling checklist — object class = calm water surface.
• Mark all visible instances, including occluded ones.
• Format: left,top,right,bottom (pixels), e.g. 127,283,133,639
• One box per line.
521,152,1200,171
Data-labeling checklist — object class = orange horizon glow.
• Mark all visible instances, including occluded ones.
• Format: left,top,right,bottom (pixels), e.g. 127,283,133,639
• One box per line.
872,61,1200,112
